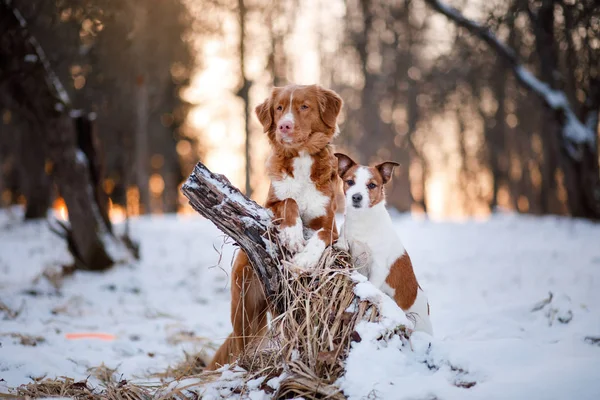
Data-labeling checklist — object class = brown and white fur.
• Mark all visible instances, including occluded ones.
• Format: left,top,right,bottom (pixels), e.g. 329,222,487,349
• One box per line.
207,84,343,370
334,153,433,335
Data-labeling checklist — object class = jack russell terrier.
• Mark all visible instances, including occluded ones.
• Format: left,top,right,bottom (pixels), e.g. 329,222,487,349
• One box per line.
334,153,433,335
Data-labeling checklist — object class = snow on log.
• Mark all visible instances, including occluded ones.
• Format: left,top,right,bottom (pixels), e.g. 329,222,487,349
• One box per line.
181,162,285,308
424,0,596,159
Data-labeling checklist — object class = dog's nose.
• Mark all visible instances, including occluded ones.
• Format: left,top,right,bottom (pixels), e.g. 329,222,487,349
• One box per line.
352,193,362,203
278,120,294,135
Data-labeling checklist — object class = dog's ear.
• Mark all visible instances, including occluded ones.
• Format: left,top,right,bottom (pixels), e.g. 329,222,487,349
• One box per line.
317,86,343,130
335,153,357,178
255,88,280,133
375,161,400,184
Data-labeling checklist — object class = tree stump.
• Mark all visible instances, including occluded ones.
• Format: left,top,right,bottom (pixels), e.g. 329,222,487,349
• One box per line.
181,162,286,312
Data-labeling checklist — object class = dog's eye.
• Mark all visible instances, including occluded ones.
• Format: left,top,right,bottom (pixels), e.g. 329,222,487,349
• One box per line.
300,104,309,110
346,180,355,186
367,183,377,190
276,105,283,111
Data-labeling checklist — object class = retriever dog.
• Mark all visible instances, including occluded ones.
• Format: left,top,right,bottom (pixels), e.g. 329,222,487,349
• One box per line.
207,84,343,369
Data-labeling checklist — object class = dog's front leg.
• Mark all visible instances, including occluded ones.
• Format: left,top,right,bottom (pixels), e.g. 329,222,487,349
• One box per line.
292,210,338,269
334,222,349,251
269,198,305,253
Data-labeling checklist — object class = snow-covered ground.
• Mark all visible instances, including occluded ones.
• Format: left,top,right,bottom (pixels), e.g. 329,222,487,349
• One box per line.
1,207,599,399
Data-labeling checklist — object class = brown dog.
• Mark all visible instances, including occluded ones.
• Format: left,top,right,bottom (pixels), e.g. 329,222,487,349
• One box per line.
207,84,343,369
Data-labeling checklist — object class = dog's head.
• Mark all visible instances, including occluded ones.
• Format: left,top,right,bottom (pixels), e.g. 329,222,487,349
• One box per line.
334,153,399,211
255,84,342,153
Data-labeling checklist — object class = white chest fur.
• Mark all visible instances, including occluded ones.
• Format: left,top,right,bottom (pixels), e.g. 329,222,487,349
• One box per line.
341,203,406,283
271,151,330,223
339,203,433,335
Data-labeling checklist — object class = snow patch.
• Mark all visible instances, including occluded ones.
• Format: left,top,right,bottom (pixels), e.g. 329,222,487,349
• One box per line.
1,211,600,399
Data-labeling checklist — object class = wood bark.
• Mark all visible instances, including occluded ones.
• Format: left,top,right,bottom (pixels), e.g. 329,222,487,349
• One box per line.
181,162,285,311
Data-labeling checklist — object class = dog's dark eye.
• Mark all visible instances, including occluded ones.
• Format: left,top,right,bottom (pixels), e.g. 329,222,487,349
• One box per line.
276,105,283,111
346,180,355,186
300,104,309,110
367,183,377,190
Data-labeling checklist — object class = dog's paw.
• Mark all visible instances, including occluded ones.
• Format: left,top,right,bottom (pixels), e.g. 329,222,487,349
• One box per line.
292,250,320,270
278,224,305,253
292,236,326,269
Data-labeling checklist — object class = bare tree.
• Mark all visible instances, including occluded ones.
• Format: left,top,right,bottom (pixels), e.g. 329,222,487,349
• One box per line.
424,0,600,219
132,1,151,213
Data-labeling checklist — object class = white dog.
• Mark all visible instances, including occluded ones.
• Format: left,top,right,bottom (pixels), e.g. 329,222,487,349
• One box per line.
334,153,433,335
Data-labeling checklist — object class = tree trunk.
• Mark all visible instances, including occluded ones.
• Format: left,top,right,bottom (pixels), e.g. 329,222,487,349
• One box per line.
530,0,562,214
237,0,253,198
356,0,382,161
49,115,114,270
383,1,413,212
75,115,112,233
0,1,114,270
133,4,150,213
181,162,284,310
20,122,51,219
488,63,507,211
267,3,289,88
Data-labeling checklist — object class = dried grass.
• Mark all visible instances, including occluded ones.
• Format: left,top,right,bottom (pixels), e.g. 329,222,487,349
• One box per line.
31,265,76,291
0,300,23,320
233,246,409,399
1,333,45,347
12,376,156,400
154,349,214,380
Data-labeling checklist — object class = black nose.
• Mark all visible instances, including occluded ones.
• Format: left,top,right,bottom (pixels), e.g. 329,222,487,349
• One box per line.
352,193,362,203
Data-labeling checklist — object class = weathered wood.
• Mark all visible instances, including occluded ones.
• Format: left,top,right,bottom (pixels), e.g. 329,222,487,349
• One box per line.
181,162,285,310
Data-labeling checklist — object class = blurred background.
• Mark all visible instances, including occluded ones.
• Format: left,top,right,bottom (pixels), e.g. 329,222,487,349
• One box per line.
1,0,599,224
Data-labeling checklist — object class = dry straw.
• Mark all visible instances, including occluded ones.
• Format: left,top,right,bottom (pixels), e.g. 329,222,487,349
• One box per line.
233,246,410,399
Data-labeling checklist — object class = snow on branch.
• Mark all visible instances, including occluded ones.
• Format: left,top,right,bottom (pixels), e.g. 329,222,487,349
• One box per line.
424,0,597,159
3,0,71,109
